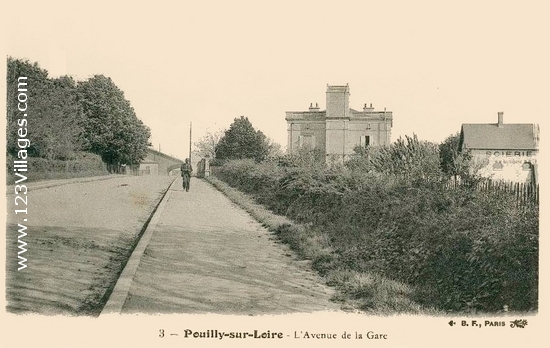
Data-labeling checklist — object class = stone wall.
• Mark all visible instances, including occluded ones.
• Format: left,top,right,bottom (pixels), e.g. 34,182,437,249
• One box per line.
140,148,183,175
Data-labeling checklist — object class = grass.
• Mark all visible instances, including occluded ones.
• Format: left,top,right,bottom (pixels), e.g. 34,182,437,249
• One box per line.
205,175,443,316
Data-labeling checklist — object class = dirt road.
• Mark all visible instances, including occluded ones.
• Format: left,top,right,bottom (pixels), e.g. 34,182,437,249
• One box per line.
5,175,174,315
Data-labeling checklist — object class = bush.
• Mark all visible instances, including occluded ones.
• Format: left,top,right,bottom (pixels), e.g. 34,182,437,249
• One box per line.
213,154,538,313
7,152,109,184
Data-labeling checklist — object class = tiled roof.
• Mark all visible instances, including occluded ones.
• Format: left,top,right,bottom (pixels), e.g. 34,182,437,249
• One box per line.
461,123,539,150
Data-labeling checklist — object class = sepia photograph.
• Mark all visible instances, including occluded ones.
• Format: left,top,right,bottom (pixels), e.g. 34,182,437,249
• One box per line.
1,1,547,347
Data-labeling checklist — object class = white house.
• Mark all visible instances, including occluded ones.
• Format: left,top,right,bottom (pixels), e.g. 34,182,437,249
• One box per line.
460,112,539,184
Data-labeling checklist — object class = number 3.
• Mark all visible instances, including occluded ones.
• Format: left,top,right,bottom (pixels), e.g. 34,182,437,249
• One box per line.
159,329,164,338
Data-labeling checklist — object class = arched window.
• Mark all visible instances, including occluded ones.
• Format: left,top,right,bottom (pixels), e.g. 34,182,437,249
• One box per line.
522,162,532,171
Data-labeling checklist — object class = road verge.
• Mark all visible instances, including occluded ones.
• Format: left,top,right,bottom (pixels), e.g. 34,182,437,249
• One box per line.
205,175,442,315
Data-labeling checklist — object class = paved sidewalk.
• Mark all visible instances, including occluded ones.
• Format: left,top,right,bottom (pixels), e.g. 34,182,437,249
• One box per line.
120,178,340,315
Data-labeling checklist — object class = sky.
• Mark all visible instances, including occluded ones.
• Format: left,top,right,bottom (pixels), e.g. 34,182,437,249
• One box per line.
3,0,548,160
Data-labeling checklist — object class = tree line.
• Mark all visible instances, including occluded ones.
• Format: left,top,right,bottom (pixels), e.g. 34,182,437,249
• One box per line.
6,57,151,168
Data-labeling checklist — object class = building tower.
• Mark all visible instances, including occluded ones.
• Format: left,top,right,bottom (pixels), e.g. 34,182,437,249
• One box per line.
325,84,351,161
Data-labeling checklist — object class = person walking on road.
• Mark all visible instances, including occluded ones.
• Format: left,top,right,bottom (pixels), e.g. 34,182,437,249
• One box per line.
181,158,192,192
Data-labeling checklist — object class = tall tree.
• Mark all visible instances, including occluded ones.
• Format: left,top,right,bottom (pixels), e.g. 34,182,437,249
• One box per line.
77,75,151,166
439,132,472,182
215,116,270,162
6,57,84,160
193,129,225,159
266,137,284,158
32,75,85,160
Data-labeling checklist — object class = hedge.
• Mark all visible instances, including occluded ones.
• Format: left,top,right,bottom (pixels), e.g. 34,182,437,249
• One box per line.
215,158,538,313
7,152,109,184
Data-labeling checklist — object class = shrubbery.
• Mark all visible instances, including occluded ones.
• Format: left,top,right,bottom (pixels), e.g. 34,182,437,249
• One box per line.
7,152,109,184
214,140,538,313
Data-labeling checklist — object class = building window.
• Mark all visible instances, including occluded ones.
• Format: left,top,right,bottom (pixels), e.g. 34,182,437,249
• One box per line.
522,162,532,171
492,161,503,171
360,135,370,148
366,124,371,130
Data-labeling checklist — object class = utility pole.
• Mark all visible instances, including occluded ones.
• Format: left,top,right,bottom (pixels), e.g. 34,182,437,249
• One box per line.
189,122,192,162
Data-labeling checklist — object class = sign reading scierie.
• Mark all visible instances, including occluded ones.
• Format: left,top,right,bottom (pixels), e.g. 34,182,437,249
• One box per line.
486,150,534,157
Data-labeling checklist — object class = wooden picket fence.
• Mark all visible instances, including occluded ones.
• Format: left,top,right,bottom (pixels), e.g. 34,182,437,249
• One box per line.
445,178,539,208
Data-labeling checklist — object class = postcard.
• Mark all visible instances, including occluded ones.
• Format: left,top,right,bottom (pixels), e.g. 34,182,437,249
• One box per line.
2,1,547,347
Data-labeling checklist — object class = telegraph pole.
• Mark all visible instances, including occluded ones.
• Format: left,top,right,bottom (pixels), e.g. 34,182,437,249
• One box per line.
189,122,192,162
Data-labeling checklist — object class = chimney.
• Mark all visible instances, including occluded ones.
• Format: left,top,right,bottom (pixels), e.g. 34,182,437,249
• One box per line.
309,102,320,111
498,112,504,127
363,103,374,112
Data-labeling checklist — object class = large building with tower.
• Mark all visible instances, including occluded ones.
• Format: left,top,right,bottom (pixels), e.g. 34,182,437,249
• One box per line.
285,84,393,161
